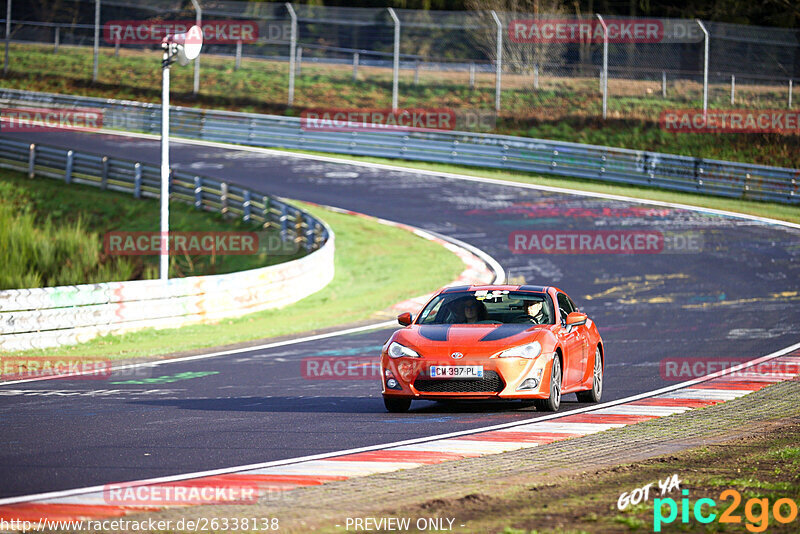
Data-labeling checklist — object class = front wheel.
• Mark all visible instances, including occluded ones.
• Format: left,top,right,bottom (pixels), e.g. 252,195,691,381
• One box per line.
384,397,412,413
576,346,603,403
534,355,562,412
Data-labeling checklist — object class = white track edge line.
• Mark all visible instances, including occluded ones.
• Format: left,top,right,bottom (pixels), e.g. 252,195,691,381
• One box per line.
2,340,797,507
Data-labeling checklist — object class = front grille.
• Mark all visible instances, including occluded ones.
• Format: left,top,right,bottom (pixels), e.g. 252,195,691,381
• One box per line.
414,370,504,393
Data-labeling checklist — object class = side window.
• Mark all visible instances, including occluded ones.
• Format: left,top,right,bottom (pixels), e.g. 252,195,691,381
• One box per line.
557,293,573,324
566,295,578,313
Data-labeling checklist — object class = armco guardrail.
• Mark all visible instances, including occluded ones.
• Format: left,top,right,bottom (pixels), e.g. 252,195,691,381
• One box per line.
0,136,334,352
0,88,797,204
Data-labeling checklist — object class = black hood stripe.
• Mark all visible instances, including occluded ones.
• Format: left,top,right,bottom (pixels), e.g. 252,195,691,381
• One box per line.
479,323,532,342
418,325,451,341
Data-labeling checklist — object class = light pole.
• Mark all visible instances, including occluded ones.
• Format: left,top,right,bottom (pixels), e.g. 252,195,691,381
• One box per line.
160,26,202,281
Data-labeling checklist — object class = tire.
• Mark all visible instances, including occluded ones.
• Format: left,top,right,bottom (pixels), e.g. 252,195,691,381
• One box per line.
534,355,562,412
384,397,412,413
576,346,603,403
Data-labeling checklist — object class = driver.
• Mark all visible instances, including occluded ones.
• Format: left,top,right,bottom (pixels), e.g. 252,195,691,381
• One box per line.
454,297,488,323
524,300,548,324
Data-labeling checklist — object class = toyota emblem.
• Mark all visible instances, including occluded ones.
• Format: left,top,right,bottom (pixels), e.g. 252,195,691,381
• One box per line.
450,352,464,360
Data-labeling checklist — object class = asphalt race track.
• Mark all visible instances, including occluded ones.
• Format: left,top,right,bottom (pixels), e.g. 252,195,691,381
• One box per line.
1,130,799,499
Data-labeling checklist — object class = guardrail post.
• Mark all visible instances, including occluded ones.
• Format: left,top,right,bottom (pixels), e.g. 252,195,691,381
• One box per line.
4,0,11,75
286,2,297,107
194,176,202,209
490,10,502,112
28,143,35,178
220,181,228,217
54,26,60,54
101,155,109,189
388,7,400,112
262,195,271,228
133,163,141,198
92,0,99,82
280,203,288,241
304,214,314,251
243,190,251,222
235,40,241,70
730,74,735,105
65,150,73,184
353,52,358,82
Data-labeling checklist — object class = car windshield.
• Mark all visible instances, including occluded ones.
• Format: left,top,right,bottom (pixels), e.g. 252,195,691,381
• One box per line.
417,290,554,325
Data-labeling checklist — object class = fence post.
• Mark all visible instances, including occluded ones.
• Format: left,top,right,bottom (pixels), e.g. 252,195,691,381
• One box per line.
243,190,251,222
388,7,400,112
133,163,141,198
534,63,539,90
730,74,735,105
597,14,608,120
789,80,793,109
352,52,358,82
191,0,201,95
235,40,241,70
28,143,35,178
65,150,73,184
194,176,202,208
54,25,59,54
696,19,709,116
662,71,666,98
92,0,99,82
296,45,302,75
3,0,9,75
286,2,297,107
469,62,475,89
414,59,419,85
114,37,120,57
490,10,502,112
101,155,108,189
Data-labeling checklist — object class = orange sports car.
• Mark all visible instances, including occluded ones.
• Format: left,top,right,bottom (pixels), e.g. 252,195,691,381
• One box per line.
380,285,604,413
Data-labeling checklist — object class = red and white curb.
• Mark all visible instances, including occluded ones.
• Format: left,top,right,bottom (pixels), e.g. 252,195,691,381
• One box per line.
1,347,797,523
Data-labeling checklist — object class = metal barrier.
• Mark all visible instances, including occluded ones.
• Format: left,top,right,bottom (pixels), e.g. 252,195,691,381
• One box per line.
0,136,334,351
1,88,796,204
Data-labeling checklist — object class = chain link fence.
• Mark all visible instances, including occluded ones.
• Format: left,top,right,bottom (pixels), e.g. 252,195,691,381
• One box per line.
1,0,798,126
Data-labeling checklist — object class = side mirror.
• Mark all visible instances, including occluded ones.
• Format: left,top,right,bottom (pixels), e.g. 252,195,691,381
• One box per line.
566,312,587,327
397,312,413,326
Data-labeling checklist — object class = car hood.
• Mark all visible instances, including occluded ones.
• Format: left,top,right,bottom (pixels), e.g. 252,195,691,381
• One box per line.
394,323,550,358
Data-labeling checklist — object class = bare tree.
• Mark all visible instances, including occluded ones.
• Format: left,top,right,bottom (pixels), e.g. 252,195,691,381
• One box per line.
465,0,569,75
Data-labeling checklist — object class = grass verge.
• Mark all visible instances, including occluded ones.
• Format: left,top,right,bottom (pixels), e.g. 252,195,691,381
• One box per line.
0,166,299,287
2,42,798,167
9,202,465,360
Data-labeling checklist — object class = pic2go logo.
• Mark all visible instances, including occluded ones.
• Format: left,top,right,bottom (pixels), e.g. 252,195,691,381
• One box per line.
654,489,799,532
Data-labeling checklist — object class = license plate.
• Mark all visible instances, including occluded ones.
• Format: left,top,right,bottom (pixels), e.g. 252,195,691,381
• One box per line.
429,366,484,379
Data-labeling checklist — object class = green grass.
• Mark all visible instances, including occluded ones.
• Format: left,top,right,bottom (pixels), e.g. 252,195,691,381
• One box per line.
0,167,301,287
2,42,797,168
9,202,466,360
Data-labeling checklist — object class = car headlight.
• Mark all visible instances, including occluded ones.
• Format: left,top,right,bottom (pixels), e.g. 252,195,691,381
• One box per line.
387,341,420,359
498,341,542,359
